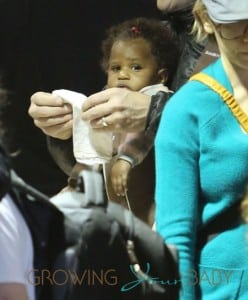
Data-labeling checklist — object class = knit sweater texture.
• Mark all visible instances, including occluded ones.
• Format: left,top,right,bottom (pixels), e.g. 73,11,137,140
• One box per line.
155,58,248,299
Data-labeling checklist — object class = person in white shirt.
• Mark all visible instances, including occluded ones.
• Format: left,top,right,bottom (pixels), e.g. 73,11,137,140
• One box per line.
0,193,35,300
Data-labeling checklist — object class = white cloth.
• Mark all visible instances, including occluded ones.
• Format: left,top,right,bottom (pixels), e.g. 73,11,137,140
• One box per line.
0,194,34,300
53,89,113,165
139,83,171,96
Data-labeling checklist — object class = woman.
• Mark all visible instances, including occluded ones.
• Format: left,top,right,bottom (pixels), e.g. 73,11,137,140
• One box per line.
155,0,248,299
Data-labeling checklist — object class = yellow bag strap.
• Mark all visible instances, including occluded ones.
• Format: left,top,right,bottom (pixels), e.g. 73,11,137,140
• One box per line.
190,73,248,133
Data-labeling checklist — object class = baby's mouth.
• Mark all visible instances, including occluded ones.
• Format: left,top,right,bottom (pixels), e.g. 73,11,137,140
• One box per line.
117,84,130,89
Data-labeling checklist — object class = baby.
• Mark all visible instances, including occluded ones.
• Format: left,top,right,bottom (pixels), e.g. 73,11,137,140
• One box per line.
100,17,179,224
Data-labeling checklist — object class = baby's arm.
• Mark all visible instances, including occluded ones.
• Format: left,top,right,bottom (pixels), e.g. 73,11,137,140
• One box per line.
110,159,132,196
117,131,154,167
110,131,154,196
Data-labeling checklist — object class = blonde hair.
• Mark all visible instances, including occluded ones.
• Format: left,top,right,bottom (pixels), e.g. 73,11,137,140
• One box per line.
241,192,248,223
191,0,210,42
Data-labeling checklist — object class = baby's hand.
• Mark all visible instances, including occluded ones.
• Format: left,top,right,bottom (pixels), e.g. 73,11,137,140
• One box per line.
110,159,132,196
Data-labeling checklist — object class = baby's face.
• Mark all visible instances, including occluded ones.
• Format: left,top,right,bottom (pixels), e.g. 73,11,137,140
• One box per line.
107,38,160,91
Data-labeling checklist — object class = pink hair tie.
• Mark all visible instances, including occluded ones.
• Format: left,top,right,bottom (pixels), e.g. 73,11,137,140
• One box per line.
131,26,141,35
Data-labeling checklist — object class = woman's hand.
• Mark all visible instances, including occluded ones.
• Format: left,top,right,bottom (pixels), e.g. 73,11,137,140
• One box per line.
82,87,151,133
28,92,73,140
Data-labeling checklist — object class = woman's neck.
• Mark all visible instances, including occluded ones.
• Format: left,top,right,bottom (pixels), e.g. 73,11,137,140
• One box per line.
222,55,248,111
222,55,248,89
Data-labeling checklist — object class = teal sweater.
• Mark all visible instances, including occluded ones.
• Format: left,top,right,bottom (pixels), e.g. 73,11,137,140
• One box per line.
155,58,248,299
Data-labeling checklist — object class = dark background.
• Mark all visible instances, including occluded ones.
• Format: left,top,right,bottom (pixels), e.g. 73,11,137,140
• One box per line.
0,0,162,195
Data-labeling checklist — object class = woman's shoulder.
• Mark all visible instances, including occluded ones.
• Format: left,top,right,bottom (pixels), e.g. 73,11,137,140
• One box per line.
161,83,225,133
167,59,227,112
166,78,221,114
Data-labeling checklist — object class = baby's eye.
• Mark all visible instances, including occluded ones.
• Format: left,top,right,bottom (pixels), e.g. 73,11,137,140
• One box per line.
131,64,142,71
110,65,120,72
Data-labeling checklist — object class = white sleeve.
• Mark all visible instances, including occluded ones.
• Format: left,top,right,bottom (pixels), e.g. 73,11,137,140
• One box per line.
0,194,35,300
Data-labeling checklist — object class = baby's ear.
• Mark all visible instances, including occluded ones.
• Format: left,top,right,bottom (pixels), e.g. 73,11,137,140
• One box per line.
157,68,168,84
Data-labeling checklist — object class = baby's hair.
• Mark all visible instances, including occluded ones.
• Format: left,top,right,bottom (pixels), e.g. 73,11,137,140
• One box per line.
101,17,180,86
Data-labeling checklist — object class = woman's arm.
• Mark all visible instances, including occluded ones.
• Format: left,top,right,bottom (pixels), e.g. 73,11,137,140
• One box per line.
82,88,151,132
157,0,194,12
82,89,170,136
117,92,171,166
155,88,200,299
47,136,75,175
117,131,154,167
